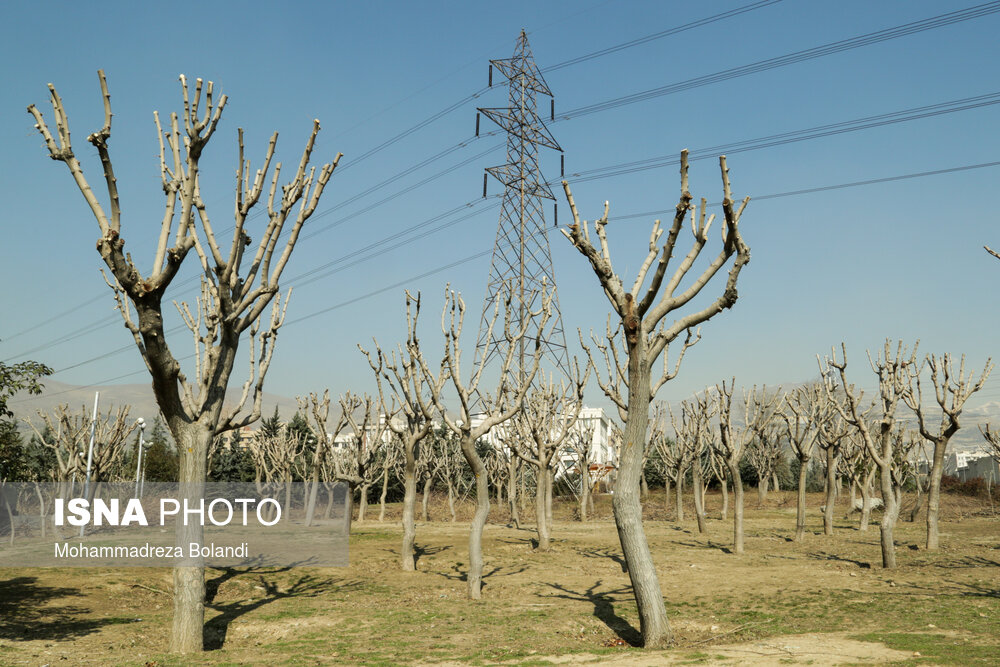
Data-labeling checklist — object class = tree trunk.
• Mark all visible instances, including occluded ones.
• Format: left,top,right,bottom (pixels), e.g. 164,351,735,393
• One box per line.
421,476,432,522
878,461,898,568
640,471,649,501
720,479,728,521
460,435,489,600
727,460,745,554
663,478,671,512
169,424,212,654
447,479,457,522
613,351,672,647
378,463,390,523
357,483,369,523
401,449,417,571
535,464,549,550
823,449,837,536
344,485,355,535
674,474,684,522
908,473,926,523
507,457,519,528
757,475,769,504
324,483,335,519
544,466,553,528
692,459,706,534
859,468,875,532
772,470,780,493
794,455,808,541
580,466,590,522
926,439,946,549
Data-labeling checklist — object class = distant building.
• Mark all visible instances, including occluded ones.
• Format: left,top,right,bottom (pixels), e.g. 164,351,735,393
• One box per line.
944,450,1000,484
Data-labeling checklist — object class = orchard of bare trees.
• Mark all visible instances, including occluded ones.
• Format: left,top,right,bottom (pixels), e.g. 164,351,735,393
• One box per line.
10,66,999,660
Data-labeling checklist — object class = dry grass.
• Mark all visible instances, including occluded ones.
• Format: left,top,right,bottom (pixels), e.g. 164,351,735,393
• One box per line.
1,490,997,666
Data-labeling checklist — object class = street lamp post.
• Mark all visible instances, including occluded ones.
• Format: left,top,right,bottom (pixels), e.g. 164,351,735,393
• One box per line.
134,418,146,498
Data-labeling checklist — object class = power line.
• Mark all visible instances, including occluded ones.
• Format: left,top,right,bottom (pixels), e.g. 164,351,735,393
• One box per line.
10,89,1000,364
556,91,1000,184
10,5,982,343
543,0,784,72
557,1,1000,119
22,157,1000,389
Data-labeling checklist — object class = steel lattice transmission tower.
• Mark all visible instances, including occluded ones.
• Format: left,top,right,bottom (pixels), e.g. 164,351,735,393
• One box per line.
475,30,571,386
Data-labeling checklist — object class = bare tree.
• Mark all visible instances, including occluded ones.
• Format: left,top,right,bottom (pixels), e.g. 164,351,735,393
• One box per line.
339,395,390,525
903,353,992,549
29,72,339,651
670,393,716,533
816,402,851,535
26,404,139,502
822,340,919,568
780,383,831,541
506,368,588,550
246,426,304,516
419,287,550,599
360,292,445,569
558,422,598,521
300,390,353,526
979,423,1000,464
745,388,784,504
561,149,750,647
717,382,781,554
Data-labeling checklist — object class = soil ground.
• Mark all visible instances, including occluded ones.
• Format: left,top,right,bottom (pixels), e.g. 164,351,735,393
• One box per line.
1,490,998,666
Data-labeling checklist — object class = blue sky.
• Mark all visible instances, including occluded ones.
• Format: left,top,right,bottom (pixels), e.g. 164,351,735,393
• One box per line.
3,0,1000,416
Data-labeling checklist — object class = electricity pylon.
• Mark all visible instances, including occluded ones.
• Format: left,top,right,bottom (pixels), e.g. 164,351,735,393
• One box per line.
475,29,571,387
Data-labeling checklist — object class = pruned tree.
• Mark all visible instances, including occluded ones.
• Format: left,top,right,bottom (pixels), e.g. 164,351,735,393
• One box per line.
821,340,919,568
561,149,750,647
506,366,588,550
419,286,551,599
340,395,390,525
979,423,1000,464
717,382,781,554
360,291,446,569
838,429,878,530
816,395,852,536
299,390,353,526
745,387,784,504
903,353,992,549
27,404,138,489
669,393,716,533
246,425,304,516
28,71,340,651
559,421,598,521
780,383,831,541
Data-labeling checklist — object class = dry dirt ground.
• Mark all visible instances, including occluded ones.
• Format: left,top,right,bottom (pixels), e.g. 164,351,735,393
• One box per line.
1,491,997,666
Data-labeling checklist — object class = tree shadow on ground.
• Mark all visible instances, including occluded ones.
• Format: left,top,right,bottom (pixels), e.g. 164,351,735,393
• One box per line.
807,551,872,568
541,581,642,647
430,562,527,590
675,539,732,554
906,577,1000,599
203,568,361,650
0,576,139,641
378,543,452,568
575,547,627,573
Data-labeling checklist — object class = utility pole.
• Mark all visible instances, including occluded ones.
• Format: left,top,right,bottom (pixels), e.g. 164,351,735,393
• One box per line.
476,29,570,387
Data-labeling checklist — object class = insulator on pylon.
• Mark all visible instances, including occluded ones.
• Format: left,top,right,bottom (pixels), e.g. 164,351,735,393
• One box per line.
554,203,558,228
550,99,554,121
560,154,565,177
483,173,488,198
488,64,493,87
475,113,480,137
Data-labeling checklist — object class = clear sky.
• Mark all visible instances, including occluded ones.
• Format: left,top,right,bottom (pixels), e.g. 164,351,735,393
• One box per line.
3,0,1000,418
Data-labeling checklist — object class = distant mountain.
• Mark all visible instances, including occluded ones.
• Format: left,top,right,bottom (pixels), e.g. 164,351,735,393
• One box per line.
9,378,301,433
